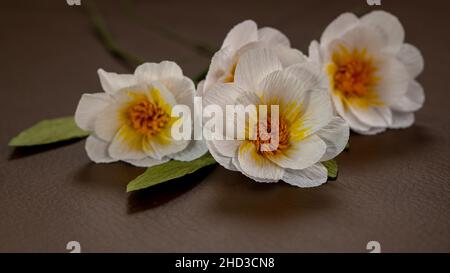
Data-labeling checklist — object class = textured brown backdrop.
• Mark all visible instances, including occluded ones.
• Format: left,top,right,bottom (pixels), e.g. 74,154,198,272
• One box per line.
1,0,449,252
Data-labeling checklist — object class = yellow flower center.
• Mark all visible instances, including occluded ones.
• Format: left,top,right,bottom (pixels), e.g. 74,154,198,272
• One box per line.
327,45,382,108
253,116,289,156
127,99,170,137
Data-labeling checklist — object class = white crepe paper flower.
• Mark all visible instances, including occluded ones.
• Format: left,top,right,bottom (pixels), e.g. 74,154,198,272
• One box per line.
308,10,425,135
75,61,207,167
197,19,306,97
204,48,349,187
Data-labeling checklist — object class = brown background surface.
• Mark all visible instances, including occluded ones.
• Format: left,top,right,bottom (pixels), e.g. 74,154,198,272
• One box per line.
1,0,449,252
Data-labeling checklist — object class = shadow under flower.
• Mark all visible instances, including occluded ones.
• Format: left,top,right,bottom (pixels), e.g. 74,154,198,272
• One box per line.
74,161,145,190
127,165,216,214
208,167,338,221
8,138,84,160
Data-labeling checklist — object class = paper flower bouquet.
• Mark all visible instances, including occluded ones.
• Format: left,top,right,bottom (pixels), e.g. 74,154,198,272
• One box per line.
9,10,424,193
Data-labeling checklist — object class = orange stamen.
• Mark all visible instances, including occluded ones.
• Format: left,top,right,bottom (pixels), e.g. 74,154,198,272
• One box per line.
253,116,289,156
127,99,170,137
331,46,379,99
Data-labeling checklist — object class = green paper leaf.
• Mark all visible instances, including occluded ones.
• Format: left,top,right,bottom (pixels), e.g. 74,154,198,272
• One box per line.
323,159,338,180
126,153,217,192
9,116,89,147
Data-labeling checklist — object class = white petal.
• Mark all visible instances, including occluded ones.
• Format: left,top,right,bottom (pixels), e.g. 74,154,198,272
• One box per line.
150,81,178,107
259,70,308,105
272,46,307,67
222,20,258,51
259,69,333,135
124,157,169,167
361,10,404,54
85,135,115,163
234,48,282,91
161,77,195,108
237,41,306,68
320,13,359,46
148,136,190,160
308,40,322,64
377,57,410,104
170,140,208,161
335,25,385,54
268,135,327,170
391,80,425,112
299,87,334,135
397,43,424,78
317,116,350,161
282,163,328,188
353,126,386,135
108,126,147,160
332,94,371,132
98,69,137,94
94,103,122,141
206,140,238,171
203,84,255,141
341,111,372,132
134,61,183,84
257,27,290,47
349,104,392,128
203,83,245,107
237,141,284,181
211,139,241,158
75,93,112,131
232,156,278,183
196,80,205,97
389,111,415,129
284,61,327,91
203,47,235,92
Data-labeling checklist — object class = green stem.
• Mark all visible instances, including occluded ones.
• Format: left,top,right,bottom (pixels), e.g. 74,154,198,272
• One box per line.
84,0,210,82
120,0,217,58
84,1,145,67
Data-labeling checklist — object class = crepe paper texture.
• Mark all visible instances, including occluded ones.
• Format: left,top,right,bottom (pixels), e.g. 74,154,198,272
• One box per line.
126,153,217,192
323,159,338,180
9,116,88,147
